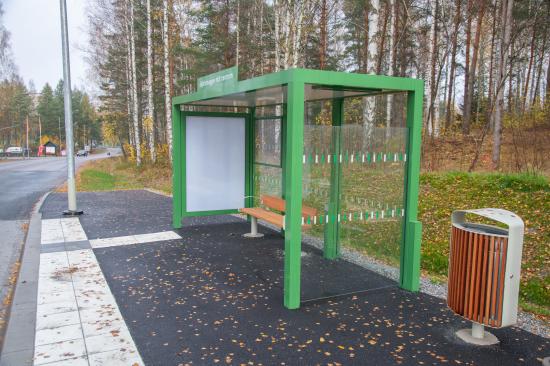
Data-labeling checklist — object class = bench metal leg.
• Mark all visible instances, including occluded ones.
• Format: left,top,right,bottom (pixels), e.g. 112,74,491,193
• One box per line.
243,217,264,238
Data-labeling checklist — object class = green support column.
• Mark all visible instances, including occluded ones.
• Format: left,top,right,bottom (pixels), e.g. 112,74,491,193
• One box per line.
283,80,305,309
400,85,423,291
172,104,183,229
324,98,343,259
246,111,254,210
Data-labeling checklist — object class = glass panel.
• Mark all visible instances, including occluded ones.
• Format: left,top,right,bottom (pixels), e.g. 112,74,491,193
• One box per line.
254,118,282,166
338,126,407,267
253,165,282,207
187,86,287,107
255,104,285,117
302,124,332,234
180,105,250,113
300,94,409,302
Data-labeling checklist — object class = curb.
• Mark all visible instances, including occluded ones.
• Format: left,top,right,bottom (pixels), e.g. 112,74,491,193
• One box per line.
0,203,44,365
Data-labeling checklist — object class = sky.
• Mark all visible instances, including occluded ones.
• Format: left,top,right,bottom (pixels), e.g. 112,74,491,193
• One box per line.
3,0,89,93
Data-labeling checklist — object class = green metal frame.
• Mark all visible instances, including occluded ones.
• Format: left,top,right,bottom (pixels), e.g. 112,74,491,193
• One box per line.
172,68,424,309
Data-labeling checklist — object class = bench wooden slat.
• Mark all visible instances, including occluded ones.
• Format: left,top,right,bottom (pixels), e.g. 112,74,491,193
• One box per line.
260,195,318,218
240,207,284,228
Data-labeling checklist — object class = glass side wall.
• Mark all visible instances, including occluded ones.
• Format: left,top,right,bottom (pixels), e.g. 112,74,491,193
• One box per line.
252,105,284,208
301,94,408,302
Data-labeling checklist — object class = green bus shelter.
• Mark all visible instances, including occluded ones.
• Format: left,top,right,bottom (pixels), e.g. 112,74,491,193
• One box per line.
172,67,423,309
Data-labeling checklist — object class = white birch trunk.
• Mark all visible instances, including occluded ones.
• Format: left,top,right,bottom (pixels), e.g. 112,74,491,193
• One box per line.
129,0,141,165
236,0,240,68
163,0,172,161
386,0,396,138
125,21,134,147
274,0,280,71
146,0,156,163
426,0,436,136
282,4,291,69
292,1,306,68
364,0,379,144
259,1,264,73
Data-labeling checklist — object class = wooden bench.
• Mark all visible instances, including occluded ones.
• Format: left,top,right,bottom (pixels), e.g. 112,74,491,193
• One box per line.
239,195,318,237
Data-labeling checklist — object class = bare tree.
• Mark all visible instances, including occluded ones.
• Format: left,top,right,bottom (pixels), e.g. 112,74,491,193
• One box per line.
463,0,486,135
426,0,440,137
493,0,514,169
319,0,327,70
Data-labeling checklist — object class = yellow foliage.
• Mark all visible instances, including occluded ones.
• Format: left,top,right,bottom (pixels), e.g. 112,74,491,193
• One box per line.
102,122,117,146
143,116,154,133
39,135,60,146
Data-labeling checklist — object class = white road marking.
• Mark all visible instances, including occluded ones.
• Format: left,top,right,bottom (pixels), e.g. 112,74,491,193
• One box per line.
36,218,144,365
90,230,181,248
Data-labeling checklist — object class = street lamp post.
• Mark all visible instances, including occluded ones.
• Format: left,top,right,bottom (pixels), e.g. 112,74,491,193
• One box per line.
59,0,82,216
26,115,29,159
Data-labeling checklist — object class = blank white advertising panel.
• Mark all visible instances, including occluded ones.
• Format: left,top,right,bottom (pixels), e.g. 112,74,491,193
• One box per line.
186,116,245,212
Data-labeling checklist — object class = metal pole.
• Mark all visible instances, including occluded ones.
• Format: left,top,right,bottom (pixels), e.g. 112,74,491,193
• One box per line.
58,116,62,149
38,115,42,147
59,0,82,216
471,323,484,339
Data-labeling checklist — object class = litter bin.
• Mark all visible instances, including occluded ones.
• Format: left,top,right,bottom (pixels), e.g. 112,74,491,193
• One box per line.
448,208,524,345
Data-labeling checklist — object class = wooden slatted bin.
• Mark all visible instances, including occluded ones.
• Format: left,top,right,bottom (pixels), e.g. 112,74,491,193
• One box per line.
448,209,524,344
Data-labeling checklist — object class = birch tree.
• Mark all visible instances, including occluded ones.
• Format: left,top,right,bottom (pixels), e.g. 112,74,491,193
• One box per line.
386,0,396,135
163,0,172,160
145,0,156,163
129,0,141,165
364,0,379,135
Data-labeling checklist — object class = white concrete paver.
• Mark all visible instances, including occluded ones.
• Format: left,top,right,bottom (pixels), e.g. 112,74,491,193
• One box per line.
88,349,142,366
36,310,80,331
34,339,87,365
40,356,90,366
59,218,88,242
34,323,83,346
89,230,181,248
40,219,64,244
36,300,79,317
35,218,144,366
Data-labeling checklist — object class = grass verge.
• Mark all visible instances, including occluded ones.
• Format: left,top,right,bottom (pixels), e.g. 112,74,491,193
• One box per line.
59,156,172,194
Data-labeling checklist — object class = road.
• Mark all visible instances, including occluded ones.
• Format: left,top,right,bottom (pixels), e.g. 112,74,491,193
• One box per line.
0,148,120,335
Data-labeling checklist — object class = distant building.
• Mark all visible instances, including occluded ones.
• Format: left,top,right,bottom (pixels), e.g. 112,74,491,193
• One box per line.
39,141,58,156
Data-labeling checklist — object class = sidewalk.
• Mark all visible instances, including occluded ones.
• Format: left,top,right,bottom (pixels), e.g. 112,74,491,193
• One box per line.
1,190,548,365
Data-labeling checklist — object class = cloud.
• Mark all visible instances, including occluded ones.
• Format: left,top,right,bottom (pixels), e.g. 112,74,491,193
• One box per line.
3,0,88,92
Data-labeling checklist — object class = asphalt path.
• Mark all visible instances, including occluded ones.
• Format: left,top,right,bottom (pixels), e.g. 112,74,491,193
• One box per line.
0,148,120,344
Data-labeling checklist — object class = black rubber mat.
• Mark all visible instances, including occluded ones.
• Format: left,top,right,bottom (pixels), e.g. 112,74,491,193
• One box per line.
41,191,174,239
